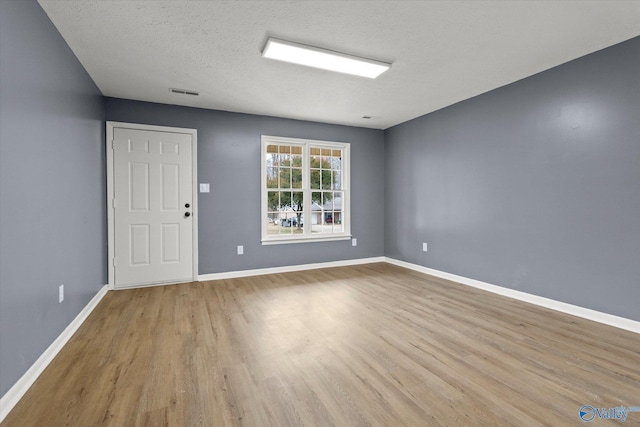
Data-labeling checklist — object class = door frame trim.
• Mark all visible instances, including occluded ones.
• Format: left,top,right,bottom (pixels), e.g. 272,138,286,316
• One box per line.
106,121,199,289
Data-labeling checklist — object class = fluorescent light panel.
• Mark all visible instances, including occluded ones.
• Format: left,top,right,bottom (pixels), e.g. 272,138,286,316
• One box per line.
262,38,390,79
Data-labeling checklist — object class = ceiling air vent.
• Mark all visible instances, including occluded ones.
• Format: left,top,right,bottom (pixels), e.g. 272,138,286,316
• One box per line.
169,88,199,96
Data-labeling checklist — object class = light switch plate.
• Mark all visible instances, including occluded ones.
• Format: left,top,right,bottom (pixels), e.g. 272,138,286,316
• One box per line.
199,183,210,193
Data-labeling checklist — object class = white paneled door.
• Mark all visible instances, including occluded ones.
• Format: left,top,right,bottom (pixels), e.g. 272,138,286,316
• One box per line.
111,125,196,288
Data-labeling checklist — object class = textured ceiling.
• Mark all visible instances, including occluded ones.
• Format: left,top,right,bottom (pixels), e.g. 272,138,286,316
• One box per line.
38,0,640,129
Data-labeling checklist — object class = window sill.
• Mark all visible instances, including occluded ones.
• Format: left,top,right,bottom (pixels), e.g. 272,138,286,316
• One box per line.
261,235,352,245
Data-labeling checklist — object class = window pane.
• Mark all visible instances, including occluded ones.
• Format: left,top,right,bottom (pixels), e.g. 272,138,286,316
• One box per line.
279,222,292,235
312,191,322,205
323,192,333,210
332,155,342,171
266,144,278,154
291,191,303,210
311,191,322,234
291,191,304,232
310,169,320,189
268,191,279,211
333,213,343,232
321,169,332,189
333,192,342,218
266,167,278,188
291,154,302,168
279,145,291,165
310,154,321,168
267,213,280,235
279,191,292,209
332,170,341,190
291,168,302,189
279,167,291,188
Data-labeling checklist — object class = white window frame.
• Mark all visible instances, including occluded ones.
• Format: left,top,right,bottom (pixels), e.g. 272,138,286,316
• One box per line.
261,135,351,245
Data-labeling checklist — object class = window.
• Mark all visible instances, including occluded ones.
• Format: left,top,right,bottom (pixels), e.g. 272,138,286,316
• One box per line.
262,135,350,244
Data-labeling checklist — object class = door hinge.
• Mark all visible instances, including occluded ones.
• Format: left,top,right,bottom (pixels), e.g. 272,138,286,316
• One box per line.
111,140,116,150
112,199,116,208
113,257,117,267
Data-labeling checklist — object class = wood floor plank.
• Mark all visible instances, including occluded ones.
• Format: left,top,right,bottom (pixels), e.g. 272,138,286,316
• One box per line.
2,263,639,426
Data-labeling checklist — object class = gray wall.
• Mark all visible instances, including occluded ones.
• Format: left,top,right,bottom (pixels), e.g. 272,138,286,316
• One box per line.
0,0,106,396
105,98,385,274
385,36,640,321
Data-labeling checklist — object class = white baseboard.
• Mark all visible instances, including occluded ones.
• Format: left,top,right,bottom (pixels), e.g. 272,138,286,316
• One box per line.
0,285,109,422
385,257,640,335
198,256,386,281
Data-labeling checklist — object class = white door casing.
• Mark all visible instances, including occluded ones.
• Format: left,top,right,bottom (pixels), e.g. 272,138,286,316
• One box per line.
107,122,198,289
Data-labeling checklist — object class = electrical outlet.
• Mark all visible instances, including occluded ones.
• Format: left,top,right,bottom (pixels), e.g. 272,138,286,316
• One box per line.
422,242,428,252
352,238,357,247
237,245,244,255
59,284,64,303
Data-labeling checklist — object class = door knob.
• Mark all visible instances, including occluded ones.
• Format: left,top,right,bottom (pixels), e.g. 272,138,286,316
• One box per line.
185,212,191,217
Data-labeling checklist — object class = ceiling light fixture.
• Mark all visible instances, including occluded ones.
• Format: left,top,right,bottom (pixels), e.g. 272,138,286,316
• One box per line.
262,37,391,79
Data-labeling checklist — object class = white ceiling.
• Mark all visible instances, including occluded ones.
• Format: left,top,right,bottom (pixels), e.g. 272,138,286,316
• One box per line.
38,0,640,130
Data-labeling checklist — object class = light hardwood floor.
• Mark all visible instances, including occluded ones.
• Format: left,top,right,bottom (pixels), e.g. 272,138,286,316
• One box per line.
3,263,639,426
